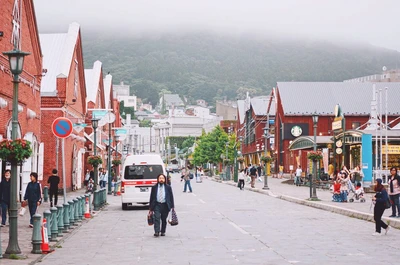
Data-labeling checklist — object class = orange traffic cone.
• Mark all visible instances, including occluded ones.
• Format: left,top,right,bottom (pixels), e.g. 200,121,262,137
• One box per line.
117,184,121,196
41,218,53,254
84,196,91,218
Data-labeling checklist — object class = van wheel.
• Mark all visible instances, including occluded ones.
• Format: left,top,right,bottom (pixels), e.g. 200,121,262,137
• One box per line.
122,203,128,210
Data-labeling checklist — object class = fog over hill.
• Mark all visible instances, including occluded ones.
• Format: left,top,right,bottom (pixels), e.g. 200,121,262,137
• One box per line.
81,32,400,107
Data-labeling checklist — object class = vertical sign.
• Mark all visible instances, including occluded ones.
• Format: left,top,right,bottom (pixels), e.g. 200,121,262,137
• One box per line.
361,134,372,184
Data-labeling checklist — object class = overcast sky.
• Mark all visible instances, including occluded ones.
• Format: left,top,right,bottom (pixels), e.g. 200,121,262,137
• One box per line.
34,0,400,51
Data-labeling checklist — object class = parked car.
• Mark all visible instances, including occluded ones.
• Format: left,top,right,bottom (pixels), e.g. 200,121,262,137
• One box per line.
167,164,180,173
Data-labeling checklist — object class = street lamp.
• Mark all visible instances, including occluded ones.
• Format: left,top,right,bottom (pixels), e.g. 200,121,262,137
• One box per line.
263,124,270,190
311,111,319,200
225,142,230,179
3,48,30,256
114,134,120,175
234,136,243,182
91,118,99,191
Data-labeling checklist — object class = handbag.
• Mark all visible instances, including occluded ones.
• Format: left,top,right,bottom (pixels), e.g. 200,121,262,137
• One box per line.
19,207,26,216
147,211,154,226
168,209,179,226
189,173,194,180
386,198,392,209
21,200,28,207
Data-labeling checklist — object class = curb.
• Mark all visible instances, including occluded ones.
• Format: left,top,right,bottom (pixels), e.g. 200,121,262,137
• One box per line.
212,178,400,229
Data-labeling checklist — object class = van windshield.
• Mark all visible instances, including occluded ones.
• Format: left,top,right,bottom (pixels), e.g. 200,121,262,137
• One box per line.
124,165,163,180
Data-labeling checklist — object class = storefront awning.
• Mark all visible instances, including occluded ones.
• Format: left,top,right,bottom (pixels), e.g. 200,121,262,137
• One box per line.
289,136,333,151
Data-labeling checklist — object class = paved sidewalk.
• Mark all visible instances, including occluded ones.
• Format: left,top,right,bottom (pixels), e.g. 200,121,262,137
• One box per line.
0,188,89,264
213,175,400,229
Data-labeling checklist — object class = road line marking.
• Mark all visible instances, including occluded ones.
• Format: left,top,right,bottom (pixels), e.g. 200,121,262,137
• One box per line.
191,193,197,197
198,199,206,204
214,211,221,215
229,221,249,235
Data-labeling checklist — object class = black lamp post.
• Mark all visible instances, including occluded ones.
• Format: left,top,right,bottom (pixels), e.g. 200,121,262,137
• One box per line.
3,48,30,255
263,124,270,190
91,118,99,191
311,111,319,200
114,134,120,177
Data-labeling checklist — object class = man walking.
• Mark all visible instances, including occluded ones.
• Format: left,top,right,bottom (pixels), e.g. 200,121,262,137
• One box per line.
249,164,258,188
149,174,174,237
0,169,11,226
48,169,60,207
183,166,193,193
295,165,302,186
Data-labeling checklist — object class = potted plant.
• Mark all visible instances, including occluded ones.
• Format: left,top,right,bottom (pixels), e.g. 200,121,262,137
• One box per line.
0,139,32,163
307,151,323,161
237,157,244,163
112,159,122,166
260,156,274,163
87,155,103,167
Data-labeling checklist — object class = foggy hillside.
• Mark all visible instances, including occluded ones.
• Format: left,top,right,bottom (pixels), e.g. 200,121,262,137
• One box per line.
81,32,400,107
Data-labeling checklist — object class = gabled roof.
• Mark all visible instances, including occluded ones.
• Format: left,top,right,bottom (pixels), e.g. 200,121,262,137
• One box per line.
40,22,80,94
85,60,102,104
277,82,400,116
237,100,246,124
103,74,113,109
251,96,275,116
164,94,184,106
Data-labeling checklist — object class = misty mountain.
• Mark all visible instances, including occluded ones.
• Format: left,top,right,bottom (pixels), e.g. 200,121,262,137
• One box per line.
82,32,400,107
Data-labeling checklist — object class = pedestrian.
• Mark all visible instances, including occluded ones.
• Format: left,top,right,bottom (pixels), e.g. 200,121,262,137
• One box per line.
98,168,104,188
182,166,193,193
0,169,11,227
372,178,390,236
257,164,262,178
23,172,42,228
279,164,284,179
101,169,108,189
387,167,400,218
84,169,90,187
339,171,349,202
149,173,175,237
249,164,257,188
47,168,60,207
238,169,245,190
295,165,302,186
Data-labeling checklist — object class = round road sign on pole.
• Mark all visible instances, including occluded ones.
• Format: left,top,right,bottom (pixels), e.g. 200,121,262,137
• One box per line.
52,117,73,138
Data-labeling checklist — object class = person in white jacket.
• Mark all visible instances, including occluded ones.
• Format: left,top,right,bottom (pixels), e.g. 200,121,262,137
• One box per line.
238,169,245,190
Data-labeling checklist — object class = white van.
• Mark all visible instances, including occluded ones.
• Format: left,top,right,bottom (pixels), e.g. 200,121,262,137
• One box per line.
120,154,166,210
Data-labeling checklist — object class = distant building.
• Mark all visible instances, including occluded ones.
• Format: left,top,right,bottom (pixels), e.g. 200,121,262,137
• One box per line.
344,68,400,83
113,81,137,110
196,99,208,107
160,94,185,110
216,100,237,120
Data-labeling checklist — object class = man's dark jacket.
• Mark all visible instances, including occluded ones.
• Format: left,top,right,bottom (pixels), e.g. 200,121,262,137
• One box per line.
0,179,11,204
149,184,174,211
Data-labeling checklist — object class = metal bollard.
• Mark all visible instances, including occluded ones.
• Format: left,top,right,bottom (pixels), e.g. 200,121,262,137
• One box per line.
74,198,80,223
63,203,70,231
50,207,58,241
78,196,83,220
81,196,86,219
93,190,100,211
31,213,42,254
43,186,49,202
103,188,107,205
88,193,92,212
68,200,75,226
43,210,52,241
56,205,64,236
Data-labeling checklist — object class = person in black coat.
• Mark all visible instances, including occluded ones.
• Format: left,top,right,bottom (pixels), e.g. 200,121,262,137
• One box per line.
149,174,174,237
0,169,11,226
47,169,60,207
372,178,389,235
23,172,42,228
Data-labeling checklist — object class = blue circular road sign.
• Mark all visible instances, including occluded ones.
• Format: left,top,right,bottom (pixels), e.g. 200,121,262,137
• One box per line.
52,117,73,138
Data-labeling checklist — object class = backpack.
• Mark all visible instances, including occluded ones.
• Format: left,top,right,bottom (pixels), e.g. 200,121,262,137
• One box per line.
189,173,194,179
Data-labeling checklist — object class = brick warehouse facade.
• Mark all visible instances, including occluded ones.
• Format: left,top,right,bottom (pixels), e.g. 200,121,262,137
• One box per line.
40,23,87,192
0,0,43,199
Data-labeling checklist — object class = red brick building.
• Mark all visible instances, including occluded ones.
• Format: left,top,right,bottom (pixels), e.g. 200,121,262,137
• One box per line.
40,22,87,191
273,82,400,175
0,0,43,198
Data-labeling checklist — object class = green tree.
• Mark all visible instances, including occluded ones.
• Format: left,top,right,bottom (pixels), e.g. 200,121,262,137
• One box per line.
182,136,195,149
193,126,229,166
119,100,135,119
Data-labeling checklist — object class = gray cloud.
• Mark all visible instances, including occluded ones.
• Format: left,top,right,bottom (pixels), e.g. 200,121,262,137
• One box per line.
34,0,400,51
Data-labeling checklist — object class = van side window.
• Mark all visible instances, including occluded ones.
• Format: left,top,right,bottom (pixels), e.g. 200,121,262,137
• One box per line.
124,165,163,179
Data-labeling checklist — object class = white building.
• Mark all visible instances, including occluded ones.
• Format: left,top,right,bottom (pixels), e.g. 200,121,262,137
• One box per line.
113,81,137,110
